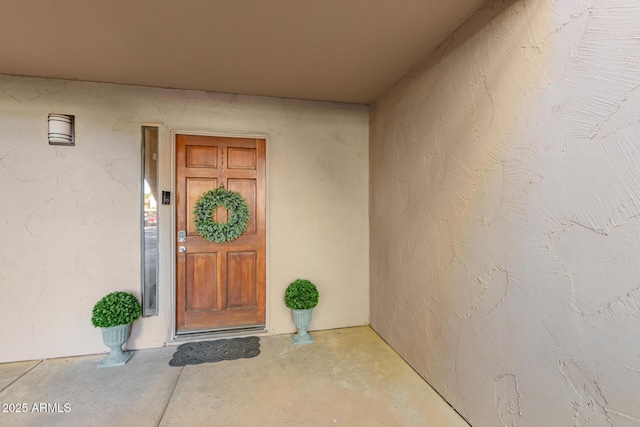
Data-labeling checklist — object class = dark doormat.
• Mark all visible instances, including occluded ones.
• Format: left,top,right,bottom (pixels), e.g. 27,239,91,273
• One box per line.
169,336,260,367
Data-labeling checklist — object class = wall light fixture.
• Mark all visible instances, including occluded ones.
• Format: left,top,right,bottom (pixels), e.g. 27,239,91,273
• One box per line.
48,114,75,146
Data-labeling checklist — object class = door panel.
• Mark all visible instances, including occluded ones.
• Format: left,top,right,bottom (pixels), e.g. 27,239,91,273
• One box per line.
186,253,217,311
186,178,217,236
186,145,218,168
228,179,257,234
227,147,257,170
227,251,257,308
176,134,266,333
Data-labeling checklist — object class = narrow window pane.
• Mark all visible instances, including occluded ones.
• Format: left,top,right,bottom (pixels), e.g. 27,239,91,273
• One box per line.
142,126,159,316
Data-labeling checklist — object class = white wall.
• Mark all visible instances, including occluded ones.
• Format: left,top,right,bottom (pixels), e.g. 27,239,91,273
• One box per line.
0,75,369,363
370,0,640,425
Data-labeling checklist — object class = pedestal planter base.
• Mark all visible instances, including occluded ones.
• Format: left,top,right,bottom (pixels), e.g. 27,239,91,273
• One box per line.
98,324,133,368
291,308,314,346
291,332,314,345
98,350,133,368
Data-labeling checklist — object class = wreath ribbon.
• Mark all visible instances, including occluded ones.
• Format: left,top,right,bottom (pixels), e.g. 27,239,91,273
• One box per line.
193,185,249,243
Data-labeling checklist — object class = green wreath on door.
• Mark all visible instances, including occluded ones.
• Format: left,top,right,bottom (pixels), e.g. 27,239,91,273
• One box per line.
193,185,249,243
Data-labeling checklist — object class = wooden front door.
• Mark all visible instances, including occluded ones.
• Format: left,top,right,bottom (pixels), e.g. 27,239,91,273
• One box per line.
175,134,266,333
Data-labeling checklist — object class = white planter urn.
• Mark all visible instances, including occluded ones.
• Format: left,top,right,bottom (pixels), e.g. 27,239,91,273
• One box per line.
291,308,314,345
98,324,133,368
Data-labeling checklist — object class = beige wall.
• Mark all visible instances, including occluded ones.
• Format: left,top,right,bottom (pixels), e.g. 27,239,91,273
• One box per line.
371,0,640,425
0,75,369,363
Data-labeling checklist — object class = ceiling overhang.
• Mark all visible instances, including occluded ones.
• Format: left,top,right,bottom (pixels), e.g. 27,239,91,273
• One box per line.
1,1,488,104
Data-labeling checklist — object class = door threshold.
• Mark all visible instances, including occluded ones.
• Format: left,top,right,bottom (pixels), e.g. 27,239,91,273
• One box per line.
171,325,268,345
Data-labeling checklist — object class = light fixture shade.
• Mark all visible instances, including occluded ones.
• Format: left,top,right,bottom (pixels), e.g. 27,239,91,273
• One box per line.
48,114,75,146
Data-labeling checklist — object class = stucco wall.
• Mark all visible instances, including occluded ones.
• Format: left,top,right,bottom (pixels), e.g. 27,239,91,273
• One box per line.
370,0,640,425
0,75,369,363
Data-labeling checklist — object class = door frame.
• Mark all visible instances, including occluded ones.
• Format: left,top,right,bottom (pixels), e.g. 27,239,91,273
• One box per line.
169,129,270,341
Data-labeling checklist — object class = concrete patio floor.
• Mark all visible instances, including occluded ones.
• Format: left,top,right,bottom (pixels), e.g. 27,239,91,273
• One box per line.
0,326,467,426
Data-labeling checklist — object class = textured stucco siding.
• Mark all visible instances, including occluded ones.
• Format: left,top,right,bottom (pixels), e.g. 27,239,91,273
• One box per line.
370,0,640,425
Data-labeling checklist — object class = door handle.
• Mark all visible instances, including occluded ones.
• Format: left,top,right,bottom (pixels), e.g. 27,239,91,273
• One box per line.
178,246,187,254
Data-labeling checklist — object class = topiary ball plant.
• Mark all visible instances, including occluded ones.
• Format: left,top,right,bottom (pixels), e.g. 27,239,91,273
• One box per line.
91,292,142,328
284,279,319,310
